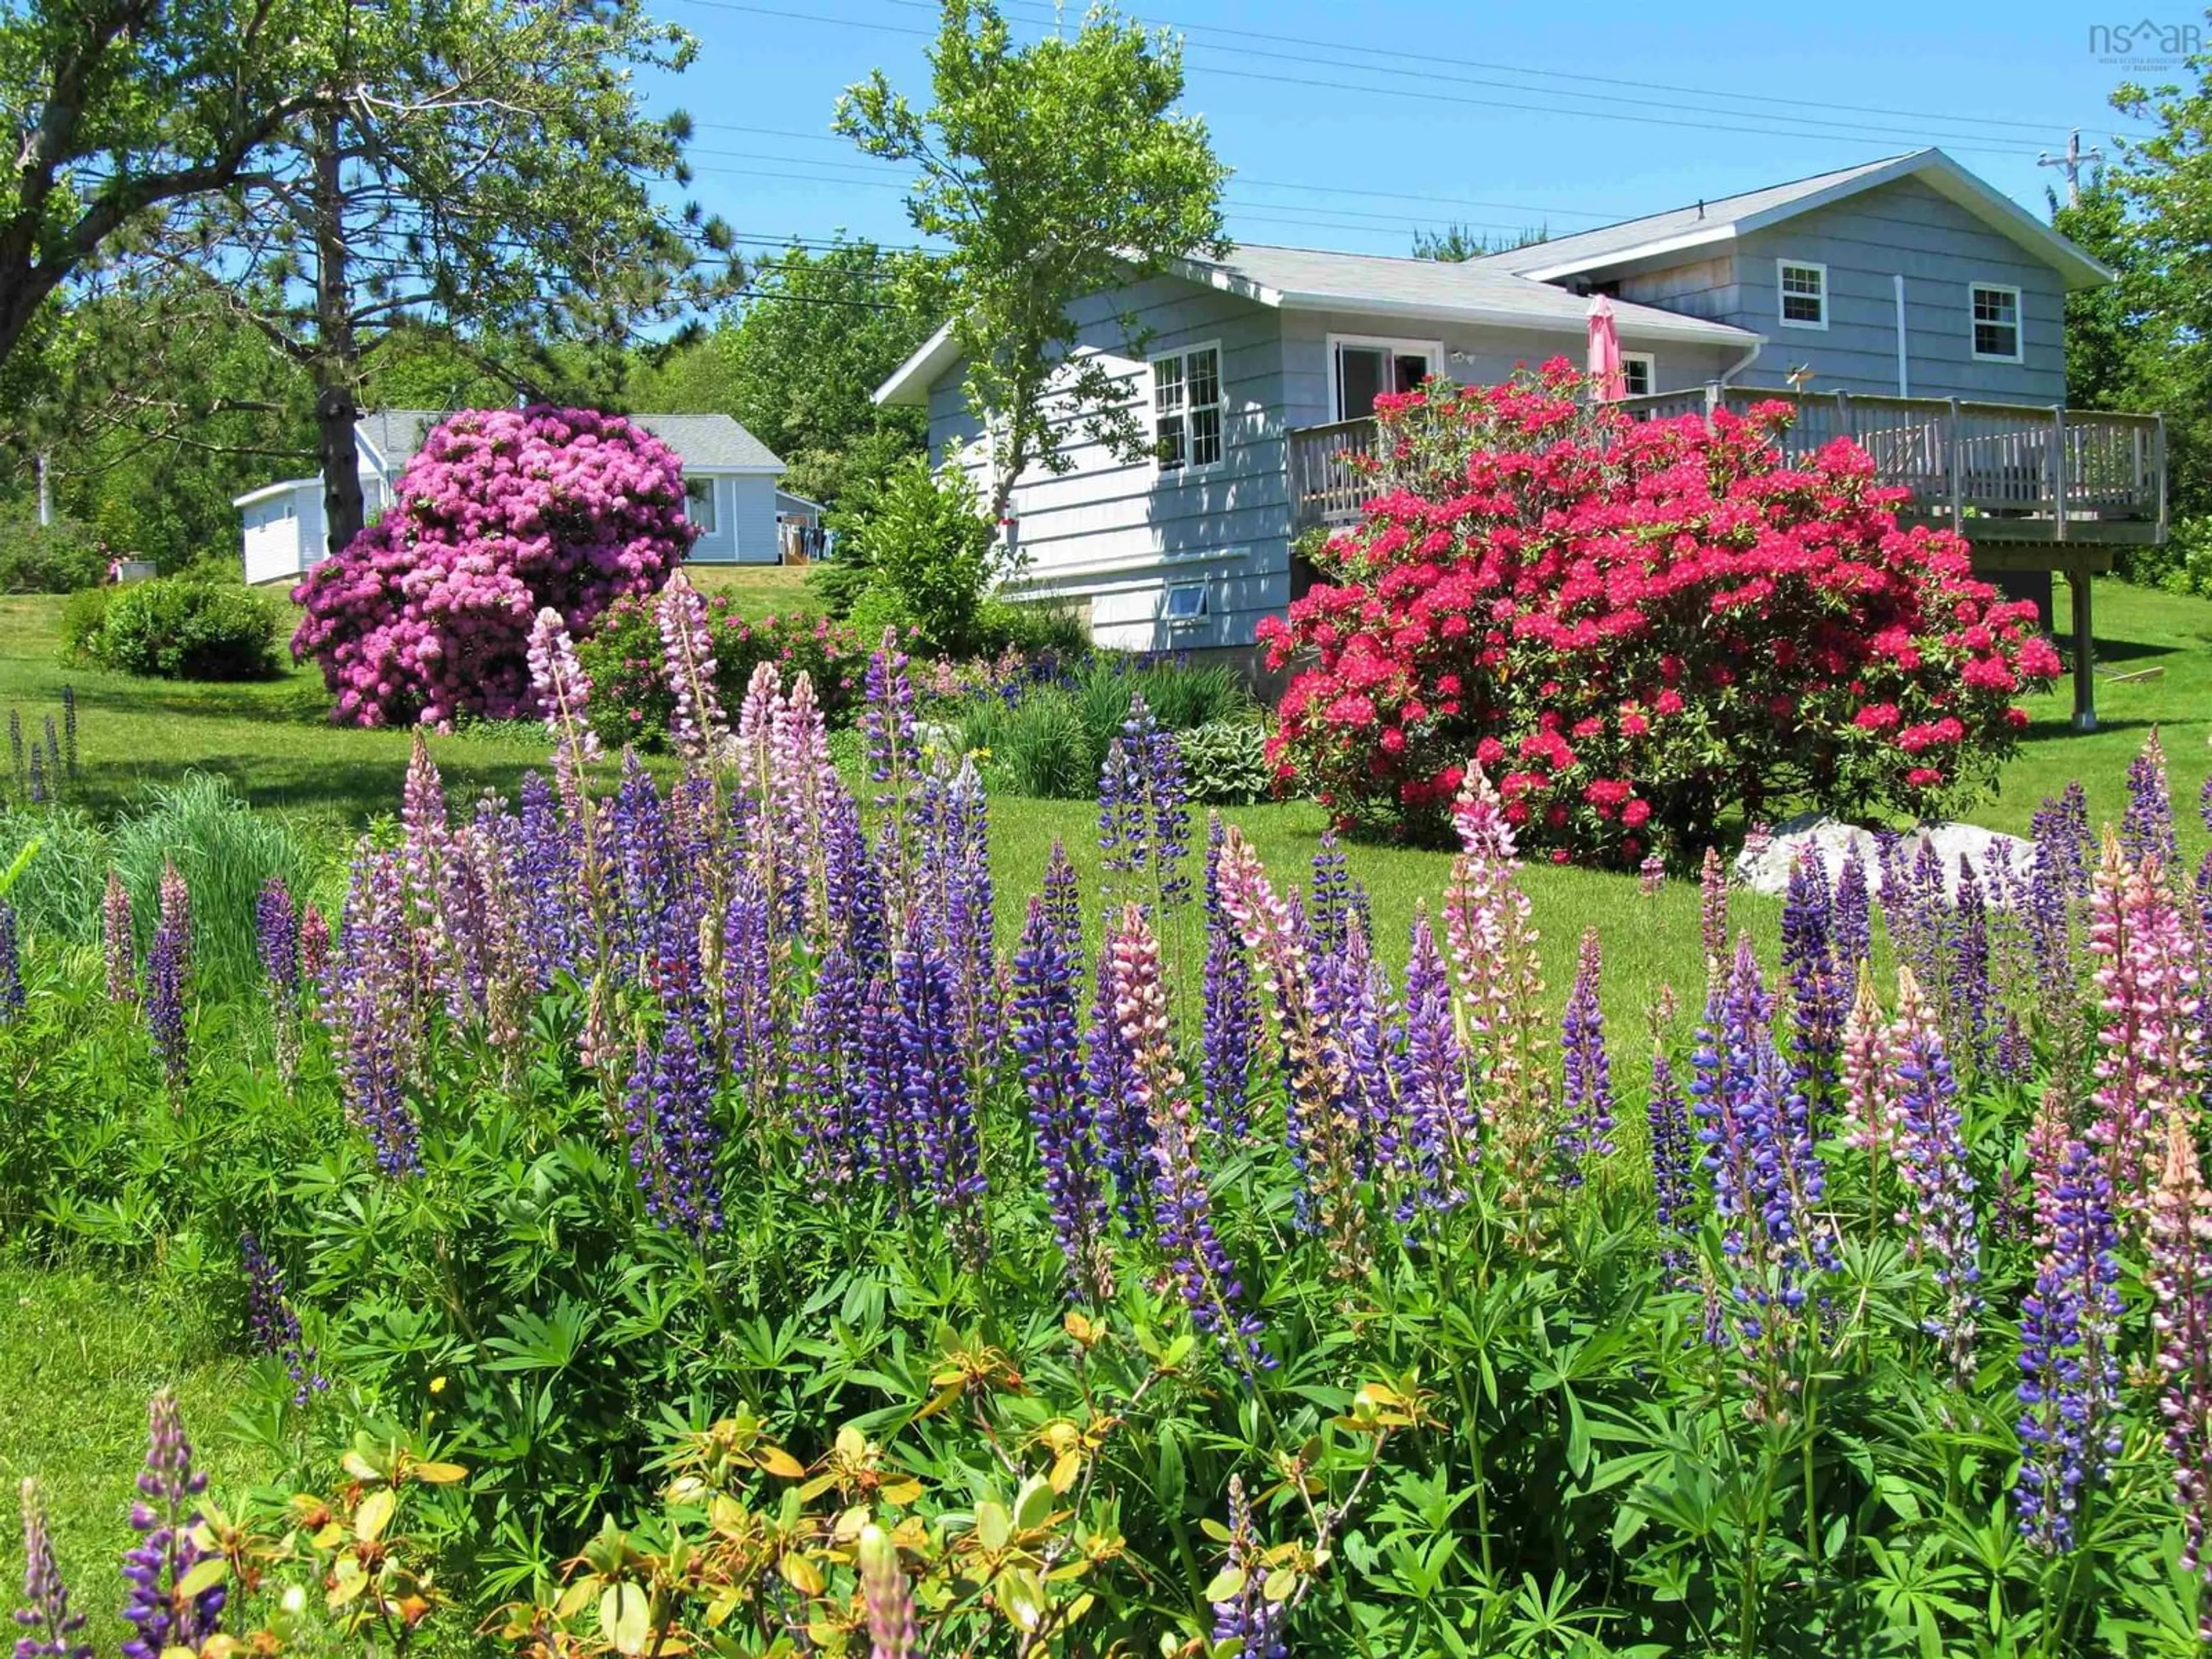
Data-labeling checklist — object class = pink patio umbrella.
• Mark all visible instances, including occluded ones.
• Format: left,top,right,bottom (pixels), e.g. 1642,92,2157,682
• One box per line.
1586,294,1627,402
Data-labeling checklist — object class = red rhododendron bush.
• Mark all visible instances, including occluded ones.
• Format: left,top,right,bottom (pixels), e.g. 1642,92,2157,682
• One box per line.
293,407,695,727
1259,365,2063,862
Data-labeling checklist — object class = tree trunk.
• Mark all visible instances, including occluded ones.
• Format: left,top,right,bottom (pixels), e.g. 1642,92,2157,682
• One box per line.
310,111,365,558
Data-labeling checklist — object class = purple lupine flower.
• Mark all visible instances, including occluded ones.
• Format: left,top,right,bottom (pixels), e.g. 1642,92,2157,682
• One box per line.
1889,968,1982,1385
2035,783,2094,902
329,847,423,1176
1308,832,1354,957
239,1232,325,1405
1199,909,1257,1140
1698,847,1727,980
1086,916,1152,1233
1335,912,1395,1183
13,1479,90,1659
41,717,58,791
916,756,999,1061
1781,851,1842,1106
256,876,300,1075
1012,847,1112,1302
824,789,889,979
1833,846,1872,976
58,687,74,780
654,573,729,770
1108,900,1268,1372
2122,728,2178,876
119,1390,224,1659
1639,852,1666,897
0,900,21,1023
1097,694,1192,914
855,972,915,1198
1690,939,1833,1368
722,866,774,1107
102,870,134,1003
2148,1115,2212,1630
788,945,863,1191
857,1525,917,1659
516,771,579,981
772,674,842,934
299,904,330,1001
1950,857,1993,1074
1209,1475,1287,1659
862,629,918,792
893,940,988,1264
619,990,724,1240
1995,1011,2033,1084
143,863,191,1091
526,607,601,807
25,741,44,806
1647,999,1696,1276
2088,831,2202,1215
1392,909,1465,1215
1557,927,1615,1182
2014,1099,2122,1552
609,750,676,990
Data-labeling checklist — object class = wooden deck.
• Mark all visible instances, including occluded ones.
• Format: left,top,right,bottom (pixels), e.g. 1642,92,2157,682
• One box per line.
1285,387,2168,734
1287,388,2168,548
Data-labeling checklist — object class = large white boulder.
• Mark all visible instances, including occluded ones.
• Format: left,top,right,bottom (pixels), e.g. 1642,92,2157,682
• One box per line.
1732,812,2033,900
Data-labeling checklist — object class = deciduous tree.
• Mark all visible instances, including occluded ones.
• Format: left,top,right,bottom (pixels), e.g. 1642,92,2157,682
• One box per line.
836,0,1229,525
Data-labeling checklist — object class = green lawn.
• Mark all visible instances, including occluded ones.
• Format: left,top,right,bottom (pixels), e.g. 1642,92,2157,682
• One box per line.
3,569,2207,1009
0,1265,261,1643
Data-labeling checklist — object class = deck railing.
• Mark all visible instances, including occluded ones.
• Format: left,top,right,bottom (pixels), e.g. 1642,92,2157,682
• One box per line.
1287,387,2167,542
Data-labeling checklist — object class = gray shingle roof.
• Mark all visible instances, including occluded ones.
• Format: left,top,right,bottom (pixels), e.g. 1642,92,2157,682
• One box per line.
1479,149,2109,291
359,410,783,472
1175,245,1759,344
1480,154,1918,276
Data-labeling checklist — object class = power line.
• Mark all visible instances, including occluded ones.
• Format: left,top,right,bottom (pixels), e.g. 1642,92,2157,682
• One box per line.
960,0,2143,141
665,0,2123,160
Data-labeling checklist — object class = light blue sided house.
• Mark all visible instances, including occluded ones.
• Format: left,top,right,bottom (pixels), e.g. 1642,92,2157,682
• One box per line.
875,149,2168,726
235,410,821,585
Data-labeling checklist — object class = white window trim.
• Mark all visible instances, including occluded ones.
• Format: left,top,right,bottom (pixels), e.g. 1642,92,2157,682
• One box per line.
1325,332,1445,422
684,475,719,534
1968,281,2025,364
1149,339,1228,479
1164,580,1211,630
1619,350,1656,396
1776,259,1829,331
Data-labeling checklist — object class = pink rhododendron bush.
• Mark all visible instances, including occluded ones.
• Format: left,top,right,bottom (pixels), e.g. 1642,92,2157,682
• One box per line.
1259,365,2063,862
292,407,695,727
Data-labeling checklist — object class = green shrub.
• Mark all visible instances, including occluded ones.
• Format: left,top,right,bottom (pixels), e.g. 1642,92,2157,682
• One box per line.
958,653,1256,799
0,514,107,594
1179,717,1275,805
577,592,881,751
76,575,283,681
57,585,111,665
2116,517,2212,596
108,774,320,996
828,456,1002,656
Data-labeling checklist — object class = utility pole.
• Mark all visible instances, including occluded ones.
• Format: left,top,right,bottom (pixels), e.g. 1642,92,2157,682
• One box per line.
2038,128,2104,207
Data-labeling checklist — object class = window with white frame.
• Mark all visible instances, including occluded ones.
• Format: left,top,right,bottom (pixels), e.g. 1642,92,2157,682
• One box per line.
1777,260,1827,329
1152,343,1224,473
1329,335,1441,421
1164,581,1210,627
685,476,718,533
1620,352,1655,397
1969,283,2022,362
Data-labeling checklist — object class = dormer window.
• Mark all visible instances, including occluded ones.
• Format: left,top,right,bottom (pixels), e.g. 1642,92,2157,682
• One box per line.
1778,260,1827,329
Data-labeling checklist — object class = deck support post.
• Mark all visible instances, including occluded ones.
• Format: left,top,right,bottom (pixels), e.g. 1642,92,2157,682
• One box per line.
2069,563,2096,733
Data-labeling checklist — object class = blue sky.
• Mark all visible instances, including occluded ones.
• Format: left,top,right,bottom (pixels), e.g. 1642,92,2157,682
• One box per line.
643,0,2183,264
